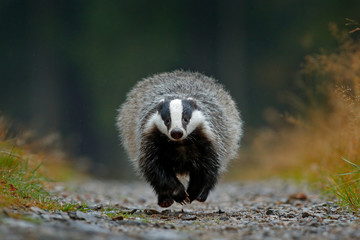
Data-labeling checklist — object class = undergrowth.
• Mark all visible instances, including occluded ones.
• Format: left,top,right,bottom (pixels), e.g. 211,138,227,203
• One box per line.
331,158,360,212
234,21,360,211
0,118,79,212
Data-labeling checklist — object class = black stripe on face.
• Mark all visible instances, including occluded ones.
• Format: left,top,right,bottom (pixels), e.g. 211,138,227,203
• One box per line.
182,99,196,129
158,100,171,129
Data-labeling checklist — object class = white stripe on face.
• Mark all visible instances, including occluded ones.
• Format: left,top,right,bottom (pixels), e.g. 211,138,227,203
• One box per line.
169,99,183,130
186,110,203,134
144,112,168,135
187,110,215,141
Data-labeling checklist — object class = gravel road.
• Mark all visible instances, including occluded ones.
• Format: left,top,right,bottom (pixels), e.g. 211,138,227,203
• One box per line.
1,179,359,240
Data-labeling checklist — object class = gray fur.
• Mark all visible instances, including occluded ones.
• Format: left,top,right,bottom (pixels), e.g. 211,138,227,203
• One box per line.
116,70,243,174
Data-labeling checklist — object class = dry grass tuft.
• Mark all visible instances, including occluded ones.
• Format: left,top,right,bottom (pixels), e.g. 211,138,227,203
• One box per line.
233,24,360,210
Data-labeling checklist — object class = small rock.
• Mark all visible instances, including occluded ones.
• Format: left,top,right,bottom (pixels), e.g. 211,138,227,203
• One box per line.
330,206,340,213
88,203,103,210
49,213,69,221
265,209,276,215
22,212,42,221
126,209,137,214
161,209,171,215
29,207,46,215
224,226,238,231
285,213,296,218
181,215,197,221
302,212,312,218
112,215,124,221
329,215,341,220
289,193,307,201
68,211,85,220
144,209,160,215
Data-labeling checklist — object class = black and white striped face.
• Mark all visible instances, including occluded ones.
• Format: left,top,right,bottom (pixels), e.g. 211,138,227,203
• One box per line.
145,98,205,141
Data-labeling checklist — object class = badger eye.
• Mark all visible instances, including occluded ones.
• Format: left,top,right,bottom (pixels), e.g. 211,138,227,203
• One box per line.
183,117,189,123
164,119,171,126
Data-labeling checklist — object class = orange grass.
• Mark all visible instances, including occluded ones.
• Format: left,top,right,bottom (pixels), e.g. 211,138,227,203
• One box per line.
232,24,360,210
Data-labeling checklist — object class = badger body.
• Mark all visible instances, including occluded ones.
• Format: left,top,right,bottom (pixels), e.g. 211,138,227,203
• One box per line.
117,70,242,207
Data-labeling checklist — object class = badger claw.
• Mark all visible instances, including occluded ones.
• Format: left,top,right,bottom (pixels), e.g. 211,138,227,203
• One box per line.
178,195,191,206
172,185,190,205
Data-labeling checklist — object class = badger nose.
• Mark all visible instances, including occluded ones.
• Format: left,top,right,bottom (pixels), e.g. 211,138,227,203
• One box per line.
170,128,184,140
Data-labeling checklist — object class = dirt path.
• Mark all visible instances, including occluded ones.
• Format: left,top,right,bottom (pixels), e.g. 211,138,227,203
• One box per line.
1,180,359,240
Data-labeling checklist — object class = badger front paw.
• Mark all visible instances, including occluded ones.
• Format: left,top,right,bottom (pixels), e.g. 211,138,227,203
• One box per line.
158,194,174,208
172,184,190,205
196,189,210,202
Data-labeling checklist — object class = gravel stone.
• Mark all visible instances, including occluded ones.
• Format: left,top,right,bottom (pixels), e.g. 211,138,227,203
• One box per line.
265,208,276,215
68,211,86,221
88,203,103,210
29,206,47,215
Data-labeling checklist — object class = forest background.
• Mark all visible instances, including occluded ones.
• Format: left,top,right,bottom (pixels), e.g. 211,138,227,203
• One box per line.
1,0,359,179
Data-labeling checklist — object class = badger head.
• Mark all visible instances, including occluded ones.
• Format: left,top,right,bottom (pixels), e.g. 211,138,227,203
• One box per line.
144,98,207,141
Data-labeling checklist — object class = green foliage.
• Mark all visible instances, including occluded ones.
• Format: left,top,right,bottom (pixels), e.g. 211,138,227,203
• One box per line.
330,158,360,212
0,148,52,209
0,146,90,213
0,118,79,212
59,202,88,212
0,145,89,213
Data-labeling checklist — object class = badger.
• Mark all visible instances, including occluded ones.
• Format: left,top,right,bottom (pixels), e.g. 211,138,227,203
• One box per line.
116,70,242,208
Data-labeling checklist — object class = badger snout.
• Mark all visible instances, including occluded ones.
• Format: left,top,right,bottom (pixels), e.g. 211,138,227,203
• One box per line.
170,128,184,140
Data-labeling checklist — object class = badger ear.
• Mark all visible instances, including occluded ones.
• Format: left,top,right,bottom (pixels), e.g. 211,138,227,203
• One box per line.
187,97,197,109
157,99,165,111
